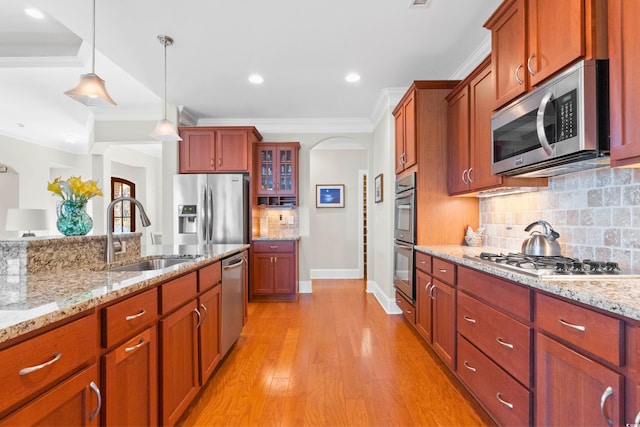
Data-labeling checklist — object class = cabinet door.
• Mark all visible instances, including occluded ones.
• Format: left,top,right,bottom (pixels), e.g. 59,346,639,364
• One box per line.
179,129,216,173
102,327,157,427
609,0,640,166
403,91,417,170
216,130,248,171
536,333,623,427
415,269,433,342
256,145,276,194
251,252,275,294
394,107,406,174
273,253,295,294
469,62,502,191
447,85,470,194
0,364,101,427
488,0,527,108
432,280,456,368
160,301,200,427
527,0,584,87
199,285,221,385
276,147,297,196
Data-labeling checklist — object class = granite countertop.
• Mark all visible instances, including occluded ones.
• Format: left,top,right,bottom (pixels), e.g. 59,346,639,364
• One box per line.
252,235,300,241
416,245,640,323
0,243,249,345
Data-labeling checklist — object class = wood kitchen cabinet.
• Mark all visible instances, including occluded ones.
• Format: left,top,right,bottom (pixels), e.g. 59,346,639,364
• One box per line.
447,57,547,195
254,142,300,206
178,126,262,173
395,290,416,325
428,258,456,368
415,252,432,341
484,0,607,109
393,89,417,174
250,240,297,300
608,0,640,167
626,324,640,427
197,284,221,385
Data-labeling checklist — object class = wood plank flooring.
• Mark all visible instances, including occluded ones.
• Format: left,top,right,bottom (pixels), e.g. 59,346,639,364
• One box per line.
178,279,495,426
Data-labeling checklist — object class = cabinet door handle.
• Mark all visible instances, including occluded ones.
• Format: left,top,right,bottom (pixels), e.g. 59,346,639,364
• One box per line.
463,361,476,372
527,53,536,76
633,409,639,427
125,309,146,321
210,159,214,168
274,256,278,263
463,315,476,324
124,338,146,353
496,392,514,409
600,386,614,427
461,169,468,184
19,352,62,375
194,308,202,329
425,282,431,293
89,381,102,421
200,303,209,323
218,158,222,167
558,318,586,332
430,285,436,300
515,64,524,85
467,168,473,183
496,337,514,349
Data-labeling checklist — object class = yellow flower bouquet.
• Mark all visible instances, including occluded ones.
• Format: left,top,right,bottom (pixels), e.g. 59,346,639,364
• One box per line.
47,176,102,236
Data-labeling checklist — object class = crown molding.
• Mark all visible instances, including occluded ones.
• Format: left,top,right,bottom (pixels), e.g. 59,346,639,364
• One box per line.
370,87,407,128
448,34,492,80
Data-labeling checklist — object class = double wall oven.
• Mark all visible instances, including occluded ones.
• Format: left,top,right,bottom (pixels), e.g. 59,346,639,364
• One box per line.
393,173,416,301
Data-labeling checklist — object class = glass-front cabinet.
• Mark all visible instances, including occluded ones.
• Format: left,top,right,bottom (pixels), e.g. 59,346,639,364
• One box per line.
255,142,300,206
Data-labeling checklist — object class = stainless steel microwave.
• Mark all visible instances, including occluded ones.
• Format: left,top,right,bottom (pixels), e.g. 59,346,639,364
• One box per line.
491,60,610,178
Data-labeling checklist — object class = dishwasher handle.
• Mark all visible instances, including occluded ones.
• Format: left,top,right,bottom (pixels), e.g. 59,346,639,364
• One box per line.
223,257,245,270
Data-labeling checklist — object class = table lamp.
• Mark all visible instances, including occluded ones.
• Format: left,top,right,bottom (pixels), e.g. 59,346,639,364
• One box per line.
5,208,48,237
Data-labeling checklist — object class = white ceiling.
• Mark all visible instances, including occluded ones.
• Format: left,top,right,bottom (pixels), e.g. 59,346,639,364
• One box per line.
0,0,501,154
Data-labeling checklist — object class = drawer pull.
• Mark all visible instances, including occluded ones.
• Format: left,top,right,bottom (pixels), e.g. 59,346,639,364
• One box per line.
496,337,514,349
438,269,447,273
200,303,209,323
496,392,514,409
463,315,476,324
89,381,102,420
19,352,62,375
124,338,146,353
558,318,586,332
463,361,476,372
633,409,639,427
194,308,202,329
269,245,278,249
600,386,614,427
406,309,412,315
125,309,146,321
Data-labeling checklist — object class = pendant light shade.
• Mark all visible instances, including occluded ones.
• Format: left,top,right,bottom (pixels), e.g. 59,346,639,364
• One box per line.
150,35,182,141
64,0,116,106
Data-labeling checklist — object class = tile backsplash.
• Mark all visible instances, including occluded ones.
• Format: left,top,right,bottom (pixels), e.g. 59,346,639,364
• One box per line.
251,208,299,239
480,167,640,269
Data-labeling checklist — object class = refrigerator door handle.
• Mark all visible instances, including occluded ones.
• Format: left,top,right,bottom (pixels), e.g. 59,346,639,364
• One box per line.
208,185,214,243
201,185,208,242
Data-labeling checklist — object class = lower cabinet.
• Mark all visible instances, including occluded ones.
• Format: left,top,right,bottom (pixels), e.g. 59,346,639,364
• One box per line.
627,325,640,427
250,240,297,300
198,284,222,385
415,269,432,340
0,364,101,426
395,290,416,325
431,279,456,368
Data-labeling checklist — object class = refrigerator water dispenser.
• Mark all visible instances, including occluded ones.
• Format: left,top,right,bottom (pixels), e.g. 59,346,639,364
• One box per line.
178,205,197,234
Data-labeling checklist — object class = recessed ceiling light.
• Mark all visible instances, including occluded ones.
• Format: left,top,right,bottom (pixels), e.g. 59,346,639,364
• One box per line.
24,8,45,19
408,0,432,8
345,73,361,83
249,74,264,84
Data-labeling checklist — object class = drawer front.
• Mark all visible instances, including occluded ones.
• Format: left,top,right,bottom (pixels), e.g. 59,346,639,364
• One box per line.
102,288,158,348
458,292,531,386
395,291,416,324
253,241,294,253
198,261,221,292
536,292,622,365
432,258,455,285
458,266,531,322
415,252,432,274
458,335,531,427
160,272,198,314
0,313,98,414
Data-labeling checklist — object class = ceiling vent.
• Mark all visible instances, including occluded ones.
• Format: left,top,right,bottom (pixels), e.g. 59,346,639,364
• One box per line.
409,0,432,8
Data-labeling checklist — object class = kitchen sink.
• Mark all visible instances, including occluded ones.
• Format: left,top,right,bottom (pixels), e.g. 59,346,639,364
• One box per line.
107,256,193,272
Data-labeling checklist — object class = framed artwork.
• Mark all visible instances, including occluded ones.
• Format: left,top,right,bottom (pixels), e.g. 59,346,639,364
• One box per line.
316,184,345,208
374,174,383,203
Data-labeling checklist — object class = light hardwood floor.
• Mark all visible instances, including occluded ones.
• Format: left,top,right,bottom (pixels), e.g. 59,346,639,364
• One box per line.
178,279,494,427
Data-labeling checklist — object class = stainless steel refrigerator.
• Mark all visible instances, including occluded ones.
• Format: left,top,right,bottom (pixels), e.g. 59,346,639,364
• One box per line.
173,174,249,245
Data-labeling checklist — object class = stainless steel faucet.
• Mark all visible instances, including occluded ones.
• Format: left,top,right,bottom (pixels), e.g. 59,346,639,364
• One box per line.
106,196,151,263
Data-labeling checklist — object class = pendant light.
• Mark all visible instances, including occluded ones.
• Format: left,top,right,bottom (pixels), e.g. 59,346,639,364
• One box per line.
150,35,182,141
64,0,116,106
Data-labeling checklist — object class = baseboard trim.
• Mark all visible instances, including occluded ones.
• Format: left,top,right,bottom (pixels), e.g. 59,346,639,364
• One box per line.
298,280,312,293
366,280,402,314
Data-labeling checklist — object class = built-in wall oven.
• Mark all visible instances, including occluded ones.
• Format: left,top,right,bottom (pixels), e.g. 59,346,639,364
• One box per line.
393,173,416,302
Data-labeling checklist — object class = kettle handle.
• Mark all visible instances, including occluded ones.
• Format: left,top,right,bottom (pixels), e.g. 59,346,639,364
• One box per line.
524,220,560,241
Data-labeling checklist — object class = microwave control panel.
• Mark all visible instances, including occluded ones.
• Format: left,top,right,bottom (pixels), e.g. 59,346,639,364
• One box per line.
557,89,577,142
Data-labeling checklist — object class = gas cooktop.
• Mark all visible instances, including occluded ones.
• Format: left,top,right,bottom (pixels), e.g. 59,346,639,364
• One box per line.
465,252,640,279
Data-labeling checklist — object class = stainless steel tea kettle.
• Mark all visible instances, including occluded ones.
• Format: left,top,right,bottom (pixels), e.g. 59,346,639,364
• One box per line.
521,220,561,256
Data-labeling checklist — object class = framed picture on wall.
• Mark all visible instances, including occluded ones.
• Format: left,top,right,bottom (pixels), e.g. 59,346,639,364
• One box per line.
316,184,345,208
374,174,383,203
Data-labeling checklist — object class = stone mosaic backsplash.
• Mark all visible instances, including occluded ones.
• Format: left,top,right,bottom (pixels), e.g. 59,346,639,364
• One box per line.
251,208,299,239
0,233,141,275
480,167,640,269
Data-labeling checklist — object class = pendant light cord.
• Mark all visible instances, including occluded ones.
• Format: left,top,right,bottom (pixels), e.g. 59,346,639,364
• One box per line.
163,38,167,120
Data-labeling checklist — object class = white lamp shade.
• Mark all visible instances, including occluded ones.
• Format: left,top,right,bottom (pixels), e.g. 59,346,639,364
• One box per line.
5,209,49,233
64,73,117,107
150,119,183,141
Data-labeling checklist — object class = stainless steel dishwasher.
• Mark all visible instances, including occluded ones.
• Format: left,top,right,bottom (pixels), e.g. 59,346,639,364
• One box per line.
221,251,246,356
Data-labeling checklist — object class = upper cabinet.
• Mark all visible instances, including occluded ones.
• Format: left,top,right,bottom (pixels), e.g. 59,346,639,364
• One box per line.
254,142,300,207
609,0,640,167
178,126,263,173
393,89,417,174
484,0,608,109
447,57,547,195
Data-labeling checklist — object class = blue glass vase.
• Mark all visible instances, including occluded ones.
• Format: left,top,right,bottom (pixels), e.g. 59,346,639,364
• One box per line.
56,200,93,236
